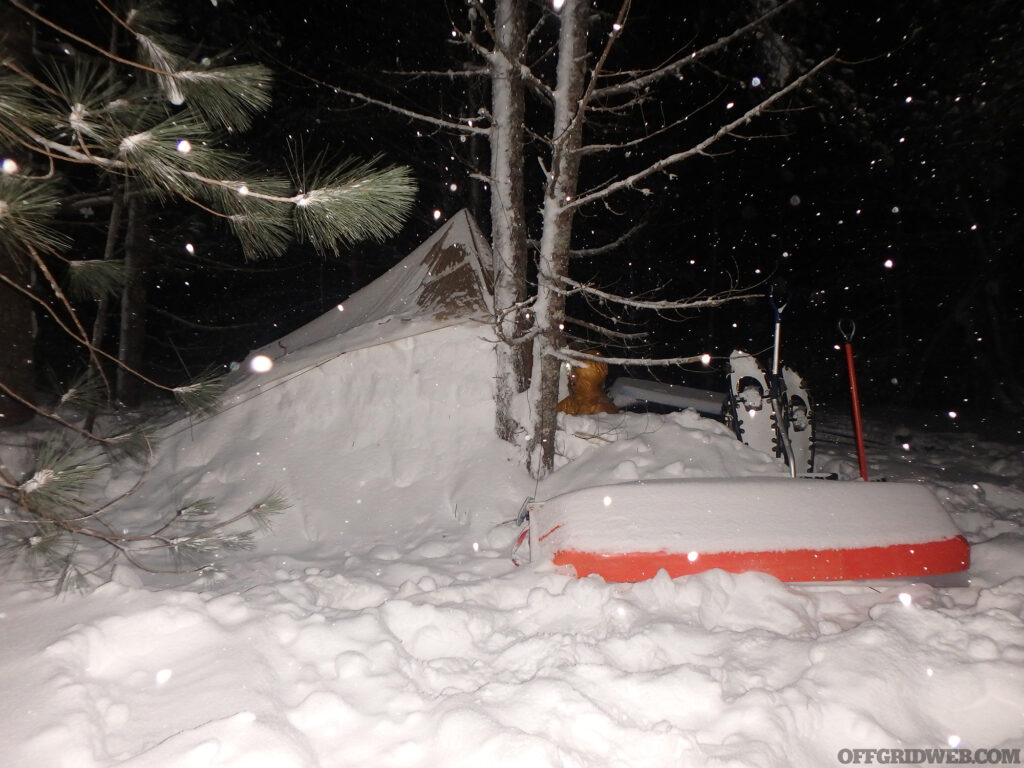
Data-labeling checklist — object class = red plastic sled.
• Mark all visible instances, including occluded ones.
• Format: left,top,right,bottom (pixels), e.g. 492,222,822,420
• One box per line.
528,478,970,582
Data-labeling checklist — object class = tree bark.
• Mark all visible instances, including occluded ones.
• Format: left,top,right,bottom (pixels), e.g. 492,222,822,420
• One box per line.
84,179,124,431
490,0,530,444
115,191,151,407
528,0,589,478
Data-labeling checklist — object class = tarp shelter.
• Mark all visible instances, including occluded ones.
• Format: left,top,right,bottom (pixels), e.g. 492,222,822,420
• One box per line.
144,210,527,551
238,208,495,380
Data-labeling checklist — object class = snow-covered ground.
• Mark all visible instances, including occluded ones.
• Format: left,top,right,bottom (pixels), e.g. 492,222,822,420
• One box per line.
2,322,1023,767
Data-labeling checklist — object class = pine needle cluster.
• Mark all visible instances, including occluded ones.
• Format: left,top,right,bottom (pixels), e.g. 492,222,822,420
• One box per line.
0,1,417,590
0,413,290,591
1,3,416,265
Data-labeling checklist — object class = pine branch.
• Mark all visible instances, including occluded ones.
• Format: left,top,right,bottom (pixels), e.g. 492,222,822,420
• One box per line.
217,187,295,260
1,380,104,444
172,370,228,415
172,64,274,130
0,174,70,254
100,429,155,463
2,435,287,589
6,0,180,79
56,370,107,414
65,258,126,300
131,27,186,104
18,436,107,514
293,160,417,254
44,57,121,143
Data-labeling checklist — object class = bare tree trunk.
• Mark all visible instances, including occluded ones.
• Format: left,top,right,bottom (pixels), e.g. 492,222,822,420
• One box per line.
83,180,124,431
115,190,151,407
528,0,589,478
0,251,35,426
491,0,530,444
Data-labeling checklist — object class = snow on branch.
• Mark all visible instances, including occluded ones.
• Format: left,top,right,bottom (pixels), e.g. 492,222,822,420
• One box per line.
555,348,710,367
377,66,489,78
565,315,649,341
555,275,762,312
564,54,837,213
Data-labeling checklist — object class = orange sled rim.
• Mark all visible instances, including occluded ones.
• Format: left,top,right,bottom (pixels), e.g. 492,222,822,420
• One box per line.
529,478,970,583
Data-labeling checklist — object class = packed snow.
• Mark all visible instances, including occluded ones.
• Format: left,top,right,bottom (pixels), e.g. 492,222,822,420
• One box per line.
531,476,965,556
2,319,1023,767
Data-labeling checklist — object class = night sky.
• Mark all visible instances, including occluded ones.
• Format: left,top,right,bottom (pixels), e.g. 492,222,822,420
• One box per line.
16,1,1024,432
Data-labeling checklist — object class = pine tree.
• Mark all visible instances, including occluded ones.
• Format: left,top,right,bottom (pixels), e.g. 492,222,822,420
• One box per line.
0,0,416,589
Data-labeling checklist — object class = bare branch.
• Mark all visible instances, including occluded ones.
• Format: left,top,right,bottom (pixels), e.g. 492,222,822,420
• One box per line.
0,381,111,445
557,349,710,367
260,49,491,136
451,4,498,61
556,275,762,311
569,214,649,259
520,62,554,103
577,89,725,156
7,0,177,78
565,54,837,213
593,0,800,100
329,87,488,135
571,0,632,132
0,270,187,396
565,316,649,341
377,66,489,78
149,306,257,332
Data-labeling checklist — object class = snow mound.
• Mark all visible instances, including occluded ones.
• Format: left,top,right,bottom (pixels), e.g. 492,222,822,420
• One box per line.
138,323,532,557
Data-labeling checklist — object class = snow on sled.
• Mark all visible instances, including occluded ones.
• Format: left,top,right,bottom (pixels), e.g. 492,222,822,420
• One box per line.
527,478,969,583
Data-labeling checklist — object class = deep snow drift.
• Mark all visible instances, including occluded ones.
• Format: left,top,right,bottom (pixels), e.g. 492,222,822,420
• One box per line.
2,319,1023,767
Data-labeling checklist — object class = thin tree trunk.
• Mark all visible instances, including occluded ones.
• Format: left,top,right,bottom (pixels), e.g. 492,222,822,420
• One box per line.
84,179,124,431
528,0,589,478
115,190,151,407
0,251,36,426
491,0,530,443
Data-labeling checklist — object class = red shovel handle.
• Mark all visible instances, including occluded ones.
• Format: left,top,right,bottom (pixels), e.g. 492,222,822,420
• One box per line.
840,320,869,481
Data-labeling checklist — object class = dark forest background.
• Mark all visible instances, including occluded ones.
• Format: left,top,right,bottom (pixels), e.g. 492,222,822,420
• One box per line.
13,0,1023,430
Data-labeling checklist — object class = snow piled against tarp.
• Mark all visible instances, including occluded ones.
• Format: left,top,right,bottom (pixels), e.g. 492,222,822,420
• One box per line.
144,323,530,554
124,210,519,556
